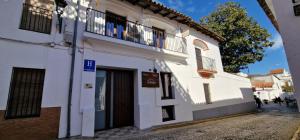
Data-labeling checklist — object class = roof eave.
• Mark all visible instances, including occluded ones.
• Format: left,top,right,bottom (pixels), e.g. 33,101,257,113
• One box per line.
120,0,225,42
257,0,280,32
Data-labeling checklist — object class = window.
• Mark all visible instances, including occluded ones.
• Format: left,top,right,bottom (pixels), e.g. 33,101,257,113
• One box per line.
195,48,203,70
153,27,165,48
5,68,46,119
160,72,173,99
19,0,54,34
203,83,212,104
162,105,175,122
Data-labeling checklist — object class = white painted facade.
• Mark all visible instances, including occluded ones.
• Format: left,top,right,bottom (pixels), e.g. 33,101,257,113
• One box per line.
250,75,283,101
259,0,300,110
250,69,294,101
0,0,255,138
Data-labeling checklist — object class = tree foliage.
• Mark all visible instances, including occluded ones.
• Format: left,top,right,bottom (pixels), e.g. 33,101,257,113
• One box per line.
200,2,273,73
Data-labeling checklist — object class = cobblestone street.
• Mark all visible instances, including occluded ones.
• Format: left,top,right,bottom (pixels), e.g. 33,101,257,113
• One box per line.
71,103,300,140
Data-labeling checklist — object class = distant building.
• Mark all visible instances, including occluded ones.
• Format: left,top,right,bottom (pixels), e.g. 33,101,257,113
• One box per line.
270,69,294,90
250,74,282,101
249,69,294,101
257,0,300,109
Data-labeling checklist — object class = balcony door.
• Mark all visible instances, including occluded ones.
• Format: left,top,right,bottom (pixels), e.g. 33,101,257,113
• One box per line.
105,11,126,39
153,27,165,48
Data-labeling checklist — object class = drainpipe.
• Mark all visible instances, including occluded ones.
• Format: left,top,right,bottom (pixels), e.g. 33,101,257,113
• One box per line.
67,0,80,138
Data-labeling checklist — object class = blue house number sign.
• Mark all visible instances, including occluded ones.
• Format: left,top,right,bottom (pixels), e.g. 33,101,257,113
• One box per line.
84,59,95,72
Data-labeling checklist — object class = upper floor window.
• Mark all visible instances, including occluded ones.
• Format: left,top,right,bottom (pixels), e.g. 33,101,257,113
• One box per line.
5,68,46,119
160,72,173,100
19,0,54,34
105,11,127,39
195,47,203,70
195,47,217,74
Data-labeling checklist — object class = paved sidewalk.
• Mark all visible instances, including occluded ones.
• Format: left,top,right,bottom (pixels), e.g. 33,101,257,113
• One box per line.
70,103,300,140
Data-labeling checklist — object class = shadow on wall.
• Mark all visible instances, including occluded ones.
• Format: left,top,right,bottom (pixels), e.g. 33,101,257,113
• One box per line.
156,58,255,107
191,88,255,107
156,59,256,121
62,0,256,122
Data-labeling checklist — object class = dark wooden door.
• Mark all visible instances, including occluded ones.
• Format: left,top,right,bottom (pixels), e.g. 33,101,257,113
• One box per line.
113,70,134,127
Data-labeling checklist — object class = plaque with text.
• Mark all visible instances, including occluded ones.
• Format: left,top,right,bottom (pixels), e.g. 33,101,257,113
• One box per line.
142,72,159,88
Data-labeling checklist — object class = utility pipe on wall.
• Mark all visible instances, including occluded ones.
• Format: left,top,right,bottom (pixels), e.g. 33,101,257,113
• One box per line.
67,0,80,138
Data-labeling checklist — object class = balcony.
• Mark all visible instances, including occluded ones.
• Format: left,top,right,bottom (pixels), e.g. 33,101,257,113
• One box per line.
85,8,187,54
19,3,53,34
197,56,217,78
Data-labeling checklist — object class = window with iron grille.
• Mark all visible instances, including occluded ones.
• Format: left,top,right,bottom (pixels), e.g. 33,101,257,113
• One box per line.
160,72,173,100
19,0,54,34
162,105,175,122
5,68,45,119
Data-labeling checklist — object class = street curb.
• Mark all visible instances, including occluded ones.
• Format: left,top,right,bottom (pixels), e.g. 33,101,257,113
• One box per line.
291,125,300,140
152,111,257,131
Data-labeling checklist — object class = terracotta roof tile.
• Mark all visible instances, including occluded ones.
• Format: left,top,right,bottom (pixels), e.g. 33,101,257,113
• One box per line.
270,69,284,74
252,81,274,88
120,0,225,42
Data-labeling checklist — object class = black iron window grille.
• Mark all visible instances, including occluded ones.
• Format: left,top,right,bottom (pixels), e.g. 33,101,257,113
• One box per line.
5,68,46,119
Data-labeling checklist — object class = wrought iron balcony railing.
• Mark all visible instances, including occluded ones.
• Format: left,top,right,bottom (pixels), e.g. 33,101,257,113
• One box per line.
19,3,53,34
197,56,217,72
86,8,187,54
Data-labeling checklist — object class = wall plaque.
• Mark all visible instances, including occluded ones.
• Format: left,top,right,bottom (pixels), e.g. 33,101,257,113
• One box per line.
142,72,159,88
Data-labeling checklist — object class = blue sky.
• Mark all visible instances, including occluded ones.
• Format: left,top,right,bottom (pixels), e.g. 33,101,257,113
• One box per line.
155,0,290,75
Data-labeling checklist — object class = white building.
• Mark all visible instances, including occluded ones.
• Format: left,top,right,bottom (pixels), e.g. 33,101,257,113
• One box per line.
250,74,283,101
0,0,256,139
257,0,300,109
250,69,294,101
270,69,294,88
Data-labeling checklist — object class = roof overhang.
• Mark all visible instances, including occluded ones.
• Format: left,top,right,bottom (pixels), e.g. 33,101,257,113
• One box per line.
257,0,280,32
120,0,225,42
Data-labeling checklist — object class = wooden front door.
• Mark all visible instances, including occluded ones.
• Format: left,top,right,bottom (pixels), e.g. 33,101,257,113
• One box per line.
95,69,134,130
113,70,134,127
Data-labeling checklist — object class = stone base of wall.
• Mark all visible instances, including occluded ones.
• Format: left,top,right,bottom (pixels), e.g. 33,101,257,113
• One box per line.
0,107,61,140
193,102,256,121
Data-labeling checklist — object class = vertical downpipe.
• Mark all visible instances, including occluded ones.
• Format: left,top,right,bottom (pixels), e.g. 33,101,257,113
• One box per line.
67,0,80,138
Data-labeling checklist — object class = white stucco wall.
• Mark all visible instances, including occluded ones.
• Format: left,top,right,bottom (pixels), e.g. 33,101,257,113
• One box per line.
0,40,71,138
270,0,300,109
0,0,255,138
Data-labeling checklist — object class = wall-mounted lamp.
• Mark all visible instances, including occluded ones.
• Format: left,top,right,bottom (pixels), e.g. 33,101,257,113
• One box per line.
55,0,68,33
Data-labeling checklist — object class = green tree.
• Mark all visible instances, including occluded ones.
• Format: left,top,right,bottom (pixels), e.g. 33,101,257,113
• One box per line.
200,2,273,73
